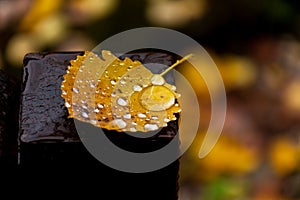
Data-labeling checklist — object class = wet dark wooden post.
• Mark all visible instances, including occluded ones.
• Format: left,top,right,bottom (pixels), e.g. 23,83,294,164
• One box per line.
0,70,18,167
0,70,9,164
18,51,180,199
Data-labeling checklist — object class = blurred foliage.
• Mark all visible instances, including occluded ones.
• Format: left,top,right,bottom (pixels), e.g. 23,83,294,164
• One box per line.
1,0,300,199
269,137,300,177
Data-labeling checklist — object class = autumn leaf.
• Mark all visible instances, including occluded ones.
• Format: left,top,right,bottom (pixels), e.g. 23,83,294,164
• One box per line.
61,51,189,132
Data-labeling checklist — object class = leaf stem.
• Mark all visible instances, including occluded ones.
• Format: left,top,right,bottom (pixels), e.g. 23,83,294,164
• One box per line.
160,54,193,76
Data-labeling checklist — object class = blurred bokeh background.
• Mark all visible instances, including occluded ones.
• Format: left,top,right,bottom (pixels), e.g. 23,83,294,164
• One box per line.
1,0,300,199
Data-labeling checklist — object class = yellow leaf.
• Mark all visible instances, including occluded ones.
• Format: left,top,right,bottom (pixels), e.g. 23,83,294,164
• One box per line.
61,51,188,132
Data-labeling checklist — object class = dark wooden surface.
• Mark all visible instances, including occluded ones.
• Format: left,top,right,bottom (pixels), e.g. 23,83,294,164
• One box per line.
0,70,9,161
18,50,180,199
0,70,18,166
